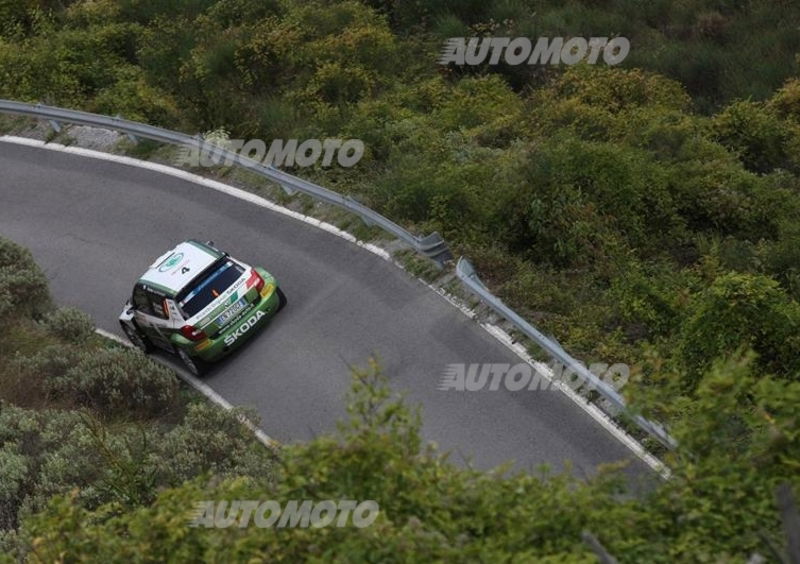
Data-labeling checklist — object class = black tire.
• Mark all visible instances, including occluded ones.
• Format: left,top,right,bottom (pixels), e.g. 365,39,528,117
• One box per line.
177,347,209,377
277,286,287,311
121,321,153,353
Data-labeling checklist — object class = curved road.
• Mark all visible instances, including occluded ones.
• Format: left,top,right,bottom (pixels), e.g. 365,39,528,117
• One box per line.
0,140,649,477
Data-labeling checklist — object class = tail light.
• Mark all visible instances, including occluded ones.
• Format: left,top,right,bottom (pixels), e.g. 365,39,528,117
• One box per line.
181,325,207,341
247,269,265,292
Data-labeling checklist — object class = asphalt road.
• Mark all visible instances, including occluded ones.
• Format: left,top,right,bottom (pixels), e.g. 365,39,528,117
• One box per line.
0,141,650,477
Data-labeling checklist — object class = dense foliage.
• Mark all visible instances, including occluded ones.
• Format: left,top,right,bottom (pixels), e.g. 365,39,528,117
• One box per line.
6,355,799,562
1,1,799,559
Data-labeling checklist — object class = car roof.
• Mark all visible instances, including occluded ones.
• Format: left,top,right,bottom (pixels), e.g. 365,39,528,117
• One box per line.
138,240,223,297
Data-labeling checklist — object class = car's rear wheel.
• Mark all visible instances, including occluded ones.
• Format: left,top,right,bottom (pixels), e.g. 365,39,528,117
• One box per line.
121,322,152,353
277,287,287,311
177,347,208,377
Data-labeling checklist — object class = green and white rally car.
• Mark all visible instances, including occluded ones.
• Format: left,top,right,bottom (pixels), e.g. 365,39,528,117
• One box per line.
119,240,285,375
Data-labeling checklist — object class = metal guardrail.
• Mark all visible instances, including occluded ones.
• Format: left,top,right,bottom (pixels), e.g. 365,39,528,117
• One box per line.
456,258,677,449
0,100,452,264
0,100,676,451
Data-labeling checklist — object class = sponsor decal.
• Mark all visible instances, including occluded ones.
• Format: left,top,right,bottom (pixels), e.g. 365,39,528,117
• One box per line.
141,285,166,297
159,252,184,272
194,276,246,320
224,310,266,346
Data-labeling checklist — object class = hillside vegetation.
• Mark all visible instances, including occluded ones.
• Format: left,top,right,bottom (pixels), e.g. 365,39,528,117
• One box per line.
0,1,799,558
6,351,800,561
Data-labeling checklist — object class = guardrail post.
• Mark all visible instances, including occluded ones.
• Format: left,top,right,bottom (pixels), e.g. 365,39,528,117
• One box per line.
419,232,453,266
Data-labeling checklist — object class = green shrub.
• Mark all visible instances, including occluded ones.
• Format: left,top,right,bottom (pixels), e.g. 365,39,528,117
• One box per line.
678,273,800,389
608,263,696,341
11,344,78,384
117,0,218,24
154,402,274,484
14,357,800,561
545,65,691,114
0,444,28,533
770,78,800,122
49,348,180,417
0,397,274,551
0,406,100,536
0,238,50,321
711,100,792,173
90,66,180,126
499,135,680,267
5,345,77,407
39,307,94,345
304,62,376,104
669,158,786,242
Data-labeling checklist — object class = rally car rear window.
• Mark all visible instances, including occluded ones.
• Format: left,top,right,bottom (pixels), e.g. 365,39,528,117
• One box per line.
178,260,244,318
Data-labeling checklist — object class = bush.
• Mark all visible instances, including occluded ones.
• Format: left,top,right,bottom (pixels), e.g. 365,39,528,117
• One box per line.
39,307,94,345
499,136,680,267
90,65,180,126
12,345,78,381
669,158,787,242
678,273,800,389
0,405,101,537
608,263,696,341
770,78,800,121
0,398,275,551
545,65,691,115
153,403,275,485
0,238,50,321
0,446,27,529
6,345,79,407
14,358,800,561
49,348,180,417
711,100,792,173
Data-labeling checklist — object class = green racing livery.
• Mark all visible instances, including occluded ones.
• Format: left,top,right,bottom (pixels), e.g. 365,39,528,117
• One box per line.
119,240,285,375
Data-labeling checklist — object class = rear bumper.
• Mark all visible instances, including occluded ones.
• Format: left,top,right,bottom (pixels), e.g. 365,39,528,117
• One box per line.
185,284,280,362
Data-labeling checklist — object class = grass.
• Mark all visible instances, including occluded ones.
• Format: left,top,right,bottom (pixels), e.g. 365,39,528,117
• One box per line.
395,249,444,283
